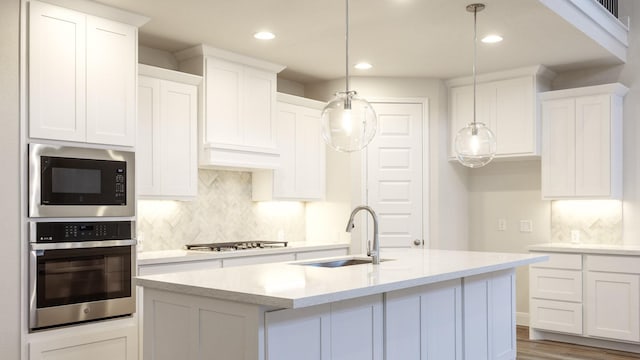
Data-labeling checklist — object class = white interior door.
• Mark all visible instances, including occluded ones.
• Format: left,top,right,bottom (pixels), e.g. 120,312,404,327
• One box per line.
366,102,424,248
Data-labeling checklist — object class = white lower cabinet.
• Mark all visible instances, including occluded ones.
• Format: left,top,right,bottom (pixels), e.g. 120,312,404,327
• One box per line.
265,295,383,360
529,252,584,335
385,279,462,360
29,322,137,360
530,251,640,347
585,256,640,342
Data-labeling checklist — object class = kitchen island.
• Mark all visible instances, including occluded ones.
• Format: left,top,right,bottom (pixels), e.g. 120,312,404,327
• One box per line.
136,248,546,360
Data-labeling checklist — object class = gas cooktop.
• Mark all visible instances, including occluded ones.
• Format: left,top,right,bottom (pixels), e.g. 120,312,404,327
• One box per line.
184,241,288,252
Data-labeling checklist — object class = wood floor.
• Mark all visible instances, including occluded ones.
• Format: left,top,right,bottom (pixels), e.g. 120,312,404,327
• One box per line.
517,326,640,360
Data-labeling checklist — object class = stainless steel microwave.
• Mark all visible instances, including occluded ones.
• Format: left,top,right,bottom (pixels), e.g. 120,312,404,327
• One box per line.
29,143,135,217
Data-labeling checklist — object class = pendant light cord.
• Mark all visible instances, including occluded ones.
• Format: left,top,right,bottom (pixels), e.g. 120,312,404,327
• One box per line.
472,5,477,128
345,0,350,93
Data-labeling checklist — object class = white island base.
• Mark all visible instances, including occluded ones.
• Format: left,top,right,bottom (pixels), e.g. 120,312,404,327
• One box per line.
138,249,545,360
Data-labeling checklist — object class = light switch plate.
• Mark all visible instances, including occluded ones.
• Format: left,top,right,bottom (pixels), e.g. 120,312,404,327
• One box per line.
519,220,533,233
498,218,507,231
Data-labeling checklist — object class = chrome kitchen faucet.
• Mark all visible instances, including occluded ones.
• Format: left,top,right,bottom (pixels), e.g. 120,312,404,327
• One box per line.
345,205,380,265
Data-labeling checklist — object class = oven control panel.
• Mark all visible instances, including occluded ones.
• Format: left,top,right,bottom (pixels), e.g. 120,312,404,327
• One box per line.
34,221,133,242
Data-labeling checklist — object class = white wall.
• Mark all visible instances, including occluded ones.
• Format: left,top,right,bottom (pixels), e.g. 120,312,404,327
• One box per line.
305,77,470,250
468,160,551,321
138,45,179,70
0,0,21,357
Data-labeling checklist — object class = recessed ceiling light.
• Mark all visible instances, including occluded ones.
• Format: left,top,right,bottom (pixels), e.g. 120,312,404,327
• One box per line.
354,62,373,70
481,34,503,43
254,31,275,40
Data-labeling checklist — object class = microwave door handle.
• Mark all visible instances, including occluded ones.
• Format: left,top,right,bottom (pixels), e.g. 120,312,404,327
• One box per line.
30,239,137,250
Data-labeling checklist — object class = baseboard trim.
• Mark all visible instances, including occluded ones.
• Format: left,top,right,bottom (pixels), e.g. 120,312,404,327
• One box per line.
530,328,640,354
516,312,529,327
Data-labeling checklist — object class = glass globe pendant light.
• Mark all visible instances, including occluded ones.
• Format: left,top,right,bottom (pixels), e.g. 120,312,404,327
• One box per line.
321,0,377,152
454,3,496,168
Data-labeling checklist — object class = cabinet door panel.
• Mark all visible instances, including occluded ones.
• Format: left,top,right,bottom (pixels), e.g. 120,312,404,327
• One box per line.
266,305,330,360
29,1,86,142
542,98,576,198
495,77,534,155
575,95,611,196
273,104,297,198
160,81,198,197
330,295,383,360
449,86,473,156
137,76,161,195
29,325,137,360
295,107,325,199
386,279,462,360
86,16,136,146
204,58,243,145
586,271,640,342
243,67,277,150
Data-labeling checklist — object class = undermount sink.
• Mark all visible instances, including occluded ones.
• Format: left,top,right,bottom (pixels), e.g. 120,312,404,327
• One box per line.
300,257,391,268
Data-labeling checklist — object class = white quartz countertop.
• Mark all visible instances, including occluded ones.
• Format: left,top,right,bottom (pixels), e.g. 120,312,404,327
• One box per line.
136,248,546,309
137,241,350,266
529,243,640,256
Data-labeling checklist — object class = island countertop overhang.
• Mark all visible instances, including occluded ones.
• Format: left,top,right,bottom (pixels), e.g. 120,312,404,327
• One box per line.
135,248,547,309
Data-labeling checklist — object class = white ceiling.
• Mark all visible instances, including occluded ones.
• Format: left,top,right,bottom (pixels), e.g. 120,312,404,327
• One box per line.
96,0,623,84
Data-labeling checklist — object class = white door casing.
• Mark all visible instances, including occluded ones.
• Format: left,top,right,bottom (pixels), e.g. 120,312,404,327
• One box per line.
364,101,426,248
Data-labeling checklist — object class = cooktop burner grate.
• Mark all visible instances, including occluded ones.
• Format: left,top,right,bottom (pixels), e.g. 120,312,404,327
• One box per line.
184,241,288,252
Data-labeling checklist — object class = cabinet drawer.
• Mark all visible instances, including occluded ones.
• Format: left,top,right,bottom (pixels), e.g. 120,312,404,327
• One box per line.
530,252,582,270
586,255,640,274
222,253,296,267
138,260,222,276
295,248,349,261
530,299,583,335
530,268,582,302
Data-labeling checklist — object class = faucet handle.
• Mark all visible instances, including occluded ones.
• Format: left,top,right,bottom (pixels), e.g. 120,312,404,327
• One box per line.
367,240,371,256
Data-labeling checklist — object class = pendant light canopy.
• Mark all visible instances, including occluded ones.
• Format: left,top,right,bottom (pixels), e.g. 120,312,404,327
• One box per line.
321,0,377,153
454,3,496,168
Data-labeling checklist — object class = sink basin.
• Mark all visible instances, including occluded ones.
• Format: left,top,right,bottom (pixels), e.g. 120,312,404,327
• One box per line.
300,257,390,268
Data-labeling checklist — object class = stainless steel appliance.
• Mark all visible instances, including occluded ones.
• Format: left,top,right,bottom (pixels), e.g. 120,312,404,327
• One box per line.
29,143,135,218
29,221,136,330
184,241,288,252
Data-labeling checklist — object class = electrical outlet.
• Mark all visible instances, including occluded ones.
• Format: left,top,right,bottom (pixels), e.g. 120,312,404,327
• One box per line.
571,230,580,243
497,218,507,231
519,220,533,233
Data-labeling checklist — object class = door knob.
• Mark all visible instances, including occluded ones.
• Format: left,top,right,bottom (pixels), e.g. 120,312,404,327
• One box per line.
413,239,422,246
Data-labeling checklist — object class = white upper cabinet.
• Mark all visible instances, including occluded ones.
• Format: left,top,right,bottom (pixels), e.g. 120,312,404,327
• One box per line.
252,93,326,201
28,0,144,147
541,83,628,199
447,66,555,160
137,65,200,199
175,45,286,170
85,16,136,146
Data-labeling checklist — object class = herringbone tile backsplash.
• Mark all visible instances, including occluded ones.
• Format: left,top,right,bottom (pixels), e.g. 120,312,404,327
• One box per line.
137,170,306,251
551,200,622,244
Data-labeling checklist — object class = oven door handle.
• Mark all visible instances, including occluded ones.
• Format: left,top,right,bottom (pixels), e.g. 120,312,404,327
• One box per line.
30,239,137,250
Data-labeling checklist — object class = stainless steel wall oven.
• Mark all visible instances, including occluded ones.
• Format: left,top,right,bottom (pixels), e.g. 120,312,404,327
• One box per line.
29,221,136,330
29,143,135,218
